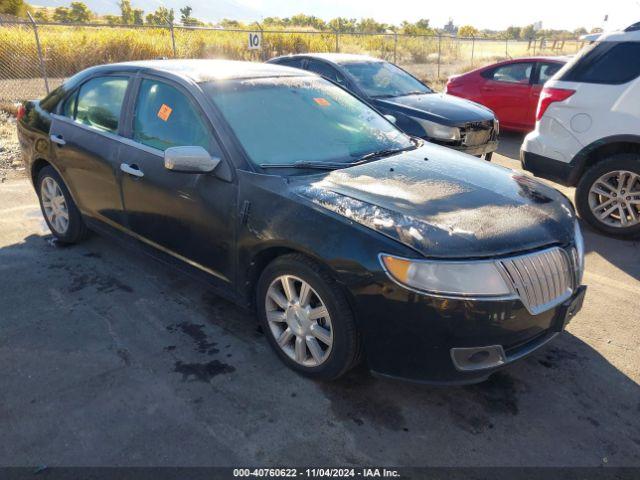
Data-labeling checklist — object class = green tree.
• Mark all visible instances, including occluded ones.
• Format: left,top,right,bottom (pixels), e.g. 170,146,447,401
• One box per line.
573,27,588,37
104,14,120,24
458,25,478,37
119,0,133,24
400,19,433,35
358,18,387,33
328,17,357,33
53,6,71,22
145,6,174,25
0,0,28,17
179,5,192,24
289,13,326,30
505,26,521,39
132,8,143,25
69,1,91,22
521,24,537,41
33,9,49,21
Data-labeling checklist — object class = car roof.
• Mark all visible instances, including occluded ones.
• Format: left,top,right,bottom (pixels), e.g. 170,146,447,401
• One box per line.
272,53,383,65
80,59,313,83
597,29,640,42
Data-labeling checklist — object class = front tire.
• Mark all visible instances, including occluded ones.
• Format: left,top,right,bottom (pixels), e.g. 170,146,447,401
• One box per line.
36,166,88,244
575,154,640,238
256,254,360,380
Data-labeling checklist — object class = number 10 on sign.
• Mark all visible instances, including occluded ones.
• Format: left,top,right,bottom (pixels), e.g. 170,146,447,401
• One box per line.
248,32,262,50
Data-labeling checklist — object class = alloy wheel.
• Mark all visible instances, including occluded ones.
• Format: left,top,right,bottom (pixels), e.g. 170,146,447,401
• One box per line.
588,170,640,228
41,176,69,235
265,275,333,367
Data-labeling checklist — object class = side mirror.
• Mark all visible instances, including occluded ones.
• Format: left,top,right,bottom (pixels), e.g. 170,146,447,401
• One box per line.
164,146,220,173
384,114,397,124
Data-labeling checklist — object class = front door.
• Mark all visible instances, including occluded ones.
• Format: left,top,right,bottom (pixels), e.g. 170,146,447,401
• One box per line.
118,77,237,284
49,75,131,226
480,62,534,130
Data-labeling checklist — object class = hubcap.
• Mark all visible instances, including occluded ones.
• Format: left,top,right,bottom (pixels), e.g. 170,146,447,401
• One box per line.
588,170,640,228
40,177,69,235
265,275,333,368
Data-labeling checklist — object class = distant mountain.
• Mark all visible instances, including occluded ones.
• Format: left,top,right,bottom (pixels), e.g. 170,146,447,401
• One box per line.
32,0,263,23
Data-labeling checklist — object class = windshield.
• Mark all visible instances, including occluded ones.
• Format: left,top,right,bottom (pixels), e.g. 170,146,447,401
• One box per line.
203,76,412,167
341,61,432,98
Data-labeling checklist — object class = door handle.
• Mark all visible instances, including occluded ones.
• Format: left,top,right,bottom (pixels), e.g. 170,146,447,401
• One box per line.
120,163,144,178
50,134,66,146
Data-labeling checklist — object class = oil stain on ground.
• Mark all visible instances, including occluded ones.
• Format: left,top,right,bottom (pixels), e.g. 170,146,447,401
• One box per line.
174,360,235,382
319,367,407,431
166,322,219,355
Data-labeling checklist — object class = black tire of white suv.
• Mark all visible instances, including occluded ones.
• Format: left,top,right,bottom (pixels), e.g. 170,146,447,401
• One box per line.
576,154,640,238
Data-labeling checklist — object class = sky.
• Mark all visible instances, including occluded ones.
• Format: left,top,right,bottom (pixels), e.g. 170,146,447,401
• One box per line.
231,0,639,31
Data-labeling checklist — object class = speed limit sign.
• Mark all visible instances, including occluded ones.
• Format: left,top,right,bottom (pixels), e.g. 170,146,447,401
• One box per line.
248,32,262,50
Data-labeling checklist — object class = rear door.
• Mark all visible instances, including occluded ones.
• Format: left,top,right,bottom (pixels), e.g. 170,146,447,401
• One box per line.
529,61,564,129
118,76,237,284
479,61,534,130
49,75,131,226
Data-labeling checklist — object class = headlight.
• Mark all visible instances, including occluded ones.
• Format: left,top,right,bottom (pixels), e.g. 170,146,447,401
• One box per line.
380,254,514,298
574,220,585,283
412,117,460,141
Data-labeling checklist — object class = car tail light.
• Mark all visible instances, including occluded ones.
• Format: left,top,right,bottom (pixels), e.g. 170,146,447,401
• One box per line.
16,104,26,121
536,87,575,121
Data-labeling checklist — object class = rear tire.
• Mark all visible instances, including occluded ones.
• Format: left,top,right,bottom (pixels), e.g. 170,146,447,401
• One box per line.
256,254,360,381
575,154,640,239
36,166,88,244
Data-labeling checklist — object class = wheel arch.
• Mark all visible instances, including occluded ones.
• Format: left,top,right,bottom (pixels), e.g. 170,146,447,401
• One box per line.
243,244,357,315
571,135,640,185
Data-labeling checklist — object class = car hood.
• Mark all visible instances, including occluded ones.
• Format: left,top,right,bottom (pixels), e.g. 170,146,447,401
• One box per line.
373,93,494,126
294,143,575,259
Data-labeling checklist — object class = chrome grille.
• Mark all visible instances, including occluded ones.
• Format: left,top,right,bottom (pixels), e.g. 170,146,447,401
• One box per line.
498,247,575,315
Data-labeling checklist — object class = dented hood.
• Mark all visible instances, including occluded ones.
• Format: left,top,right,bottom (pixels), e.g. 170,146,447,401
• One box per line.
295,143,576,259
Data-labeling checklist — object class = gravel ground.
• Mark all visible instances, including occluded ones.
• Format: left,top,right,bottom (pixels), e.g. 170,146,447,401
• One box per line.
0,111,24,181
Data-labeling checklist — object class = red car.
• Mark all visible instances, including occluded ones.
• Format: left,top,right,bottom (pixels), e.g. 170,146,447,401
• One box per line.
445,57,568,132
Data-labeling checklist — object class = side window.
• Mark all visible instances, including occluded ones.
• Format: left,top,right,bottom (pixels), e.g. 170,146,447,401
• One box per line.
74,76,128,134
273,57,305,69
559,41,640,85
487,63,533,84
536,62,563,84
62,90,77,118
306,60,348,87
133,79,211,152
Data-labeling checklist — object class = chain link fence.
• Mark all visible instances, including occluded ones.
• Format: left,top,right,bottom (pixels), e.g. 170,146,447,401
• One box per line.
0,17,586,104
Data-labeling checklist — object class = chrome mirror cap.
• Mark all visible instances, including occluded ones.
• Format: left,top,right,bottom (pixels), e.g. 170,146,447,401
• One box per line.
164,146,220,173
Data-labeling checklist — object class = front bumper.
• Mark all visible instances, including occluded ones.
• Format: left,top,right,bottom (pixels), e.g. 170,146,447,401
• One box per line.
430,139,498,157
353,279,586,385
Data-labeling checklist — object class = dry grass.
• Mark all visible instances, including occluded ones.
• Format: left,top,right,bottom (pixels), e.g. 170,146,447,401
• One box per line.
0,111,24,180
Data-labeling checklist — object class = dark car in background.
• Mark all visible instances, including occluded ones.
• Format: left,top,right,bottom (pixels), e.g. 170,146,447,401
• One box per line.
445,56,568,132
268,53,499,160
17,59,585,384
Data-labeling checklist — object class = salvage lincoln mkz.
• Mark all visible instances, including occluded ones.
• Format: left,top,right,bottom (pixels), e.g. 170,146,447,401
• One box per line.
17,60,586,384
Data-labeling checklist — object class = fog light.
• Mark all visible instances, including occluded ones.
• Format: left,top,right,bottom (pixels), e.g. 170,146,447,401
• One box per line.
450,345,506,372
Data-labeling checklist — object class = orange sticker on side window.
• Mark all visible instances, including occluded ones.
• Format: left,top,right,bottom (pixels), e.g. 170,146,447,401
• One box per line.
313,97,330,107
157,104,173,121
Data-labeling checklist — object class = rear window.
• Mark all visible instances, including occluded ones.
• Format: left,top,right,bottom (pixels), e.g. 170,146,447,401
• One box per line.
558,41,640,85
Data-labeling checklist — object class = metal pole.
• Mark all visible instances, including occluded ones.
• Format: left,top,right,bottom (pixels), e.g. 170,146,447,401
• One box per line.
505,37,508,58
28,13,49,95
471,35,475,66
437,34,442,79
393,33,398,64
169,21,177,57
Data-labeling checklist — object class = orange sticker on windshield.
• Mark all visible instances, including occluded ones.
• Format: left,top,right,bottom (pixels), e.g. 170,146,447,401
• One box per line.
313,97,330,107
157,104,173,121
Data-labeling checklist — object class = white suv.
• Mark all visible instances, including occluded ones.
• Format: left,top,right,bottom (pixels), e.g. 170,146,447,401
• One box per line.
521,28,640,238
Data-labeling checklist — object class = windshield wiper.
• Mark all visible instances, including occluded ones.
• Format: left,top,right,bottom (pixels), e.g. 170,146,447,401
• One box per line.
259,161,346,170
351,142,418,164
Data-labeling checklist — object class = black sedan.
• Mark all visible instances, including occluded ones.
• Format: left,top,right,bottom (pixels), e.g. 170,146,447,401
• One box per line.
268,53,499,159
17,59,586,384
